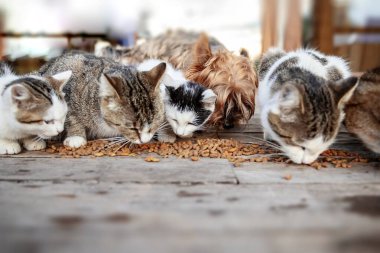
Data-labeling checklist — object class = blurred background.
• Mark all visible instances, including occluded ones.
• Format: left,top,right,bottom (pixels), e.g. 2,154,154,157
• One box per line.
0,0,379,73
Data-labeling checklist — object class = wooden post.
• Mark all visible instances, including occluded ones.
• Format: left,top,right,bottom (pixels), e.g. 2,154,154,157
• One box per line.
262,0,278,53
284,0,302,51
312,0,334,54
0,10,4,59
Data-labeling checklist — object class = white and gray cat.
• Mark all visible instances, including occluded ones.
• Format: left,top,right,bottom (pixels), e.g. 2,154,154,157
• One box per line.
258,48,358,164
0,62,71,154
137,59,216,142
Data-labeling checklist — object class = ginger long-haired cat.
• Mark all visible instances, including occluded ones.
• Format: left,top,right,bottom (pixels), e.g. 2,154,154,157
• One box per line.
95,30,258,129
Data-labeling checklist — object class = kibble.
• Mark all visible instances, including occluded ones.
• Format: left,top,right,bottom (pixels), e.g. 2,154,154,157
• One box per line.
44,138,371,168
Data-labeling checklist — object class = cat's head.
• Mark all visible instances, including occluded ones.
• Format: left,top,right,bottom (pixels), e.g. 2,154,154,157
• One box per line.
263,68,358,164
186,33,257,129
161,82,216,138
2,71,72,138
99,63,166,144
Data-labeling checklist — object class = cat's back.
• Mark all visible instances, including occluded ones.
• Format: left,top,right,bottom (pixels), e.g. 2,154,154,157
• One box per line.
40,52,115,77
348,67,380,111
263,49,350,84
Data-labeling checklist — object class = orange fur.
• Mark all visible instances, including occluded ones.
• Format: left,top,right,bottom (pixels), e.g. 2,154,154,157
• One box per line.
96,30,258,128
186,33,258,127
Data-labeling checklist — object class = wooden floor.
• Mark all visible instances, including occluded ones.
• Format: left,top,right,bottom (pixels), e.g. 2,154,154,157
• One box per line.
1,116,380,253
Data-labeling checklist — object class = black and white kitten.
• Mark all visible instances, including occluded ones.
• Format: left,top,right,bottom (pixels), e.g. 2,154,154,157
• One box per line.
138,59,216,142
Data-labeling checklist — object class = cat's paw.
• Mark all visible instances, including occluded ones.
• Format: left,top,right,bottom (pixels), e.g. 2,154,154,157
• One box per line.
64,136,87,148
23,138,46,151
263,131,273,141
0,140,22,154
157,134,177,143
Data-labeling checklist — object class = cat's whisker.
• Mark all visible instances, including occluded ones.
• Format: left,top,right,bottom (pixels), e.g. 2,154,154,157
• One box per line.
104,139,128,149
98,137,124,141
240,135,283,152
114,140,132,153
157,125,172,131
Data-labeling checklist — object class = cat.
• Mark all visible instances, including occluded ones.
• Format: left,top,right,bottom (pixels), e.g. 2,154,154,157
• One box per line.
38,52,166,148
0,62,71,154
344,67,380,154
95,30,258,129
258,48,358,164
137,59,216,142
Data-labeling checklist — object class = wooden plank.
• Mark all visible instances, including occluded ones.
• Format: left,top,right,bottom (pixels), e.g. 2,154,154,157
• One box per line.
0,157,237,185
234,161,380,185
0,182,380,253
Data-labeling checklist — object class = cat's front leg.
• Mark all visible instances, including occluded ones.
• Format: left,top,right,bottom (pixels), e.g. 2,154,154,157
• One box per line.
157,127,177,143
0,139,22,154
63,115,87,148
22,137,46,151
263,130,273,141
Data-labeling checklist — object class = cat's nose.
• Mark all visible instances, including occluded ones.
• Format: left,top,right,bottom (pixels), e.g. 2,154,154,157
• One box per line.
223,122,234,129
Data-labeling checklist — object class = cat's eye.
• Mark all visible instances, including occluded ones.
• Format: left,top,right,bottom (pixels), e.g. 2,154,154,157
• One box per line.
44,120,54,124
188,122,196,126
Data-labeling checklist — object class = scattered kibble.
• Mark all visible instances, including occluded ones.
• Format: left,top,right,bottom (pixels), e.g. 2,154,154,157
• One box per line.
144,156,160,162
283,174,292,181
44,138,371,168
191,156,200,162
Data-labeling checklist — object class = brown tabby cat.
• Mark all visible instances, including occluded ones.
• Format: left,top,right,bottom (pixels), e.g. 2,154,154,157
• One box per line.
38,52,166,148
345,67,380,154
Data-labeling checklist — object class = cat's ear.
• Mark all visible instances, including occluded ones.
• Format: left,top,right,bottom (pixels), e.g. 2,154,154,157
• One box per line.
240,48,249,58
201,89,217,111
99,73,123,99
275,83,305,115
11,84,32,102
161,85,174,103
50,70,72,93
143,62,166,91
193,33,213,65
330,76,358,108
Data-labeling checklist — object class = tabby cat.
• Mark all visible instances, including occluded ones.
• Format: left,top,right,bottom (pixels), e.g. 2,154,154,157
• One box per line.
345,67,380,154
137,59,216,142
258,48,358,164
38,53,166,148
0,62,71,154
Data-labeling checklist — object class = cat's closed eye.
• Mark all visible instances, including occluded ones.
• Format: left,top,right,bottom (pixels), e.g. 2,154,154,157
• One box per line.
44,120,55,125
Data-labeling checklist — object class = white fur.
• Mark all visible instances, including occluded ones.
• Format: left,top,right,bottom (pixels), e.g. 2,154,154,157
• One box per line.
138,59,186,88
64,136,87,148
94,41,111,57
139,124,154,143
23,138,46,151
138,59,216,139
165,105,198,137
0,69,70,154
259,48,351,164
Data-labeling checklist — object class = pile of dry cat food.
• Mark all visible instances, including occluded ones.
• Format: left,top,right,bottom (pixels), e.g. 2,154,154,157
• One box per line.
45,138,370,169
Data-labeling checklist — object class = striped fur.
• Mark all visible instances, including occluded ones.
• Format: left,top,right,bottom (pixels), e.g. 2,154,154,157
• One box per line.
345,67,380,154
258,48,357,164
0,62,71,154
39,52,166,147
95,30,258,129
